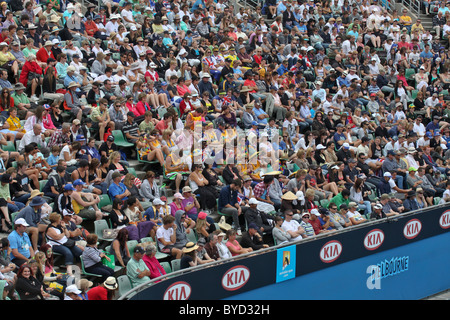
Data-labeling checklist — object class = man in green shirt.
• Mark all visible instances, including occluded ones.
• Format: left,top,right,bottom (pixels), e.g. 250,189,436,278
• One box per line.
126,246,151,287
328,189,350,210
139,110,156,135
90,98,113,140
11,83,32,120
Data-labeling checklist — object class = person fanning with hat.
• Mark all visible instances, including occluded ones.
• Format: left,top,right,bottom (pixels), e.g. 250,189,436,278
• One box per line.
45,212,83,277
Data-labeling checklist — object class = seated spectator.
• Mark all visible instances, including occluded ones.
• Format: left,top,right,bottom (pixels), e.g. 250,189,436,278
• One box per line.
126,246,151,287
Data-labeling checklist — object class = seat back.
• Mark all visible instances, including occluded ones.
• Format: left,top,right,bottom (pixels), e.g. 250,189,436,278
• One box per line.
118,275,133,296
160,261,172,274
127,240,139,257
94,219,109,239
171,259,181,272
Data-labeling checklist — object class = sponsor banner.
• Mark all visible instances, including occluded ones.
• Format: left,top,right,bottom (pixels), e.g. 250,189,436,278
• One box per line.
127,205,450,300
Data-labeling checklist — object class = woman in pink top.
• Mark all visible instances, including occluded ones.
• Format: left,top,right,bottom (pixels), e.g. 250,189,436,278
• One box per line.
42,104,57,135
142,243,166,282
176,77,191,97
225,229,253,256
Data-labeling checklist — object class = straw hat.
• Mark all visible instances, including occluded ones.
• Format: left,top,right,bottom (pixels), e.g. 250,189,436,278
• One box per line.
67,81,80,88
264,170,282,176
182,242,199,253
218,216,232,231
29,189,44,199
103,277,118,290
281,191,297,201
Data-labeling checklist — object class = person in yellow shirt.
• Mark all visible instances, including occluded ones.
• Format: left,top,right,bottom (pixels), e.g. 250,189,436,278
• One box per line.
0,42,19,82
399,9,413,32
4,107,25,140
411,19,425,36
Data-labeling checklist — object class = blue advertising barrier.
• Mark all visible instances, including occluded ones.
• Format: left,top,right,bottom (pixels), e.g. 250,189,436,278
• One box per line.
120,204,450,300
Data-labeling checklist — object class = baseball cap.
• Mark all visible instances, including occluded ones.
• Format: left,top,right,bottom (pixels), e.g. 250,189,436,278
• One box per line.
72,179,85,186
134,246,145,254
64,184,76,191
14,218,29,227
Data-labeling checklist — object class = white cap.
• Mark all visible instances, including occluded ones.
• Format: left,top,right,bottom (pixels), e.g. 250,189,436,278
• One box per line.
249,198,259,205
65,284,81,294
310,209,320,216
383,172,392,177
14,218,29,227
296,191,304,201
316,144,326,150
153,198,165,206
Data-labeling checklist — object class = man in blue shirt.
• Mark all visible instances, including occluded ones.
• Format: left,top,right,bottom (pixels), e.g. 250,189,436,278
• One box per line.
108,171,130,202
8,218,34,267
333,124,347,149
253,100,269,126
420,44,434,63
218,179,245,235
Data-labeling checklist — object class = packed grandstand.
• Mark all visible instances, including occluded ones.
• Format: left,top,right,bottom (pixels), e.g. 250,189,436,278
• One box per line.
0,0,450,300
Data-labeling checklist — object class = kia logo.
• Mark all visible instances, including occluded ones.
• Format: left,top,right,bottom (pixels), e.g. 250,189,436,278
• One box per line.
364,229,385,251
440,210,450,229
163,281,191,300
403,219,422,239
319,240,342,263
222,266,250,291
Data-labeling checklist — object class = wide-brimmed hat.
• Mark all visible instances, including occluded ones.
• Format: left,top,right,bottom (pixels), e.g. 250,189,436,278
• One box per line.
50,15,60,23
30,196,46,206
14,83,26,90
281,191,297,201
182,242,199,253
239,86,252,93
29,189,44,199
263,170,282,176
67,81,80,88
129,62,140,70
218,216,231,231
103,276,118,290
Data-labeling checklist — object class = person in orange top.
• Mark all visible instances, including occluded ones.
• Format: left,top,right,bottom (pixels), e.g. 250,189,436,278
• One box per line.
84,15,99,38
185,107,204,131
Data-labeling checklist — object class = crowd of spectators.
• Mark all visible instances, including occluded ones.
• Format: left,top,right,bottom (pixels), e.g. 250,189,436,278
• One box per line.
1,0,450,300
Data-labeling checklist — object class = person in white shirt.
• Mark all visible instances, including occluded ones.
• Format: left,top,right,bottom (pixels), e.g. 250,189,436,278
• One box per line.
342,35,356,57
105,14,119,36
120,2,135,28
368,58,379,75
346,202,367,225
412,115,426,137
281,210,305,242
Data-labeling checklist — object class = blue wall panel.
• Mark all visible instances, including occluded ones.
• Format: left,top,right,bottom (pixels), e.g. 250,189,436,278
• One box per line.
225,233,450,300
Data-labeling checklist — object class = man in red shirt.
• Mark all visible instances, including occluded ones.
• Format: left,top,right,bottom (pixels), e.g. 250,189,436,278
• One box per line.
308,209,330,235
0,27,9,44
36,41,55,65
155,112,173,134
84,15,98,38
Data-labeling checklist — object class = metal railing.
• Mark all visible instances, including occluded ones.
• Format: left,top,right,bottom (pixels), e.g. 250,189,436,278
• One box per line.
397,0,421,18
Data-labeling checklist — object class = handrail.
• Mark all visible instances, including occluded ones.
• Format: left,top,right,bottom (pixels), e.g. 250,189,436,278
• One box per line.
118,202,449,300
